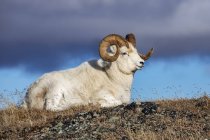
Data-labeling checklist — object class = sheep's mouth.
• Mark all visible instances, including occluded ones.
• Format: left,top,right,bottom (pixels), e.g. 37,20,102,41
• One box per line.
136,65,144,70
132,65,143,73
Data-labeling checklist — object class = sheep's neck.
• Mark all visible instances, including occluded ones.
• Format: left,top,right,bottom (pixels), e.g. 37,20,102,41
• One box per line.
105,62,133,89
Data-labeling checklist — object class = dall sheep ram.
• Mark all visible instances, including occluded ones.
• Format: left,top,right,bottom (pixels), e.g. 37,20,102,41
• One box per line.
22,33,153,111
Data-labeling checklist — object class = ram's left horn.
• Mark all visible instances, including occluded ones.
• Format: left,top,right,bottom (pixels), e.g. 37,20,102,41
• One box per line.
139,48,154,60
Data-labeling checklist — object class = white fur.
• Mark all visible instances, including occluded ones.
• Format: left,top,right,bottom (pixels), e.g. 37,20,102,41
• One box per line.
23,43,145,111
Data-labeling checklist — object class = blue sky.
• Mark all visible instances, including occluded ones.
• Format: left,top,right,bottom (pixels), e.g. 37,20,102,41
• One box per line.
133,56,210,100
0,0,210,105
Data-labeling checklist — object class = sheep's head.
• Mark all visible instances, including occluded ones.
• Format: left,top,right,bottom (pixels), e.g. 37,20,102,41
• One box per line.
99,33,154,74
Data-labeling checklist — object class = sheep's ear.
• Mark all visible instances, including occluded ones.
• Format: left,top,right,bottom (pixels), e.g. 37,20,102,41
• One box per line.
125,33,136,47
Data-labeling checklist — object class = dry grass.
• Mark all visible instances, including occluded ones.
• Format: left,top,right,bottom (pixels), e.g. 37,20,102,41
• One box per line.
0,95,209,139
0,104,100,130
156,95,209,113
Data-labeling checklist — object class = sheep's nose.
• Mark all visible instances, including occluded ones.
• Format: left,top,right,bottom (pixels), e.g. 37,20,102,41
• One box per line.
140,61,144,65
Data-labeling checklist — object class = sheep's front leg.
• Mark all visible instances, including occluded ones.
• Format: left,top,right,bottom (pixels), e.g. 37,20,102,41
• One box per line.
45,95,63,111
44,88,69,111
96,91,122,107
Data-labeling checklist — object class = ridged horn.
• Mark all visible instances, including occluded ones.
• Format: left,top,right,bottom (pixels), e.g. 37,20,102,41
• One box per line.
99,34,129,62
126,33,136,47
139,48,154,60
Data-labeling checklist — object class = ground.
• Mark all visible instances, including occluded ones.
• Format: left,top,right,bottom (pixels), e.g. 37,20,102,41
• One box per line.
0,96,209,139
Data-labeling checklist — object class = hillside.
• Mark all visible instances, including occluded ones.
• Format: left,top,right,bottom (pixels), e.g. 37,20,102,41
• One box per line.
0,96,209,140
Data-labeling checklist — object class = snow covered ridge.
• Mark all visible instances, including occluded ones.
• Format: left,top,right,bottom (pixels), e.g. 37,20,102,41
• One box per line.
22,33,153,111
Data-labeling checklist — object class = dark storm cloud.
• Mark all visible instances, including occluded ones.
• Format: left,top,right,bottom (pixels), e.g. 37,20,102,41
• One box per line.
140,33,210,58
0,0,210,72
0,41,98,72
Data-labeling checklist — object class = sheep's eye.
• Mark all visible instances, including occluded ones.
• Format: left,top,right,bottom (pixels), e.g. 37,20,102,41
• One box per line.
122,52,128,55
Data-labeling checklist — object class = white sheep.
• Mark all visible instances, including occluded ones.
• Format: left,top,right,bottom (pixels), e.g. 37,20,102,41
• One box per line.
22,33,153,111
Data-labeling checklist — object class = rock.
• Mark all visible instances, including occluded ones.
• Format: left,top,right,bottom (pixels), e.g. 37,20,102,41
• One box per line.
124,102,137,110
141,102,158,115
109,116,120,123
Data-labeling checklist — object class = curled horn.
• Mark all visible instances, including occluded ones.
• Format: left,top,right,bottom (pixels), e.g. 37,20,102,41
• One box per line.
139,48,154,61
99,34,129,62
126,33,136,47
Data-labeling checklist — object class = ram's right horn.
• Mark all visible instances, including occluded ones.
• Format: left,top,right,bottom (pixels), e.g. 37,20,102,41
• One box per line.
99,34,129,62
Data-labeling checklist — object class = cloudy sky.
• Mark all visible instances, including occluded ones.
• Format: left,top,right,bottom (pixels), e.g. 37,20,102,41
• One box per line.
0,0,210,103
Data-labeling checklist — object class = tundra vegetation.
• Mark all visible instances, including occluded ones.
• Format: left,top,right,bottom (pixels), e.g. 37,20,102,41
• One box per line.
0,94,209,139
